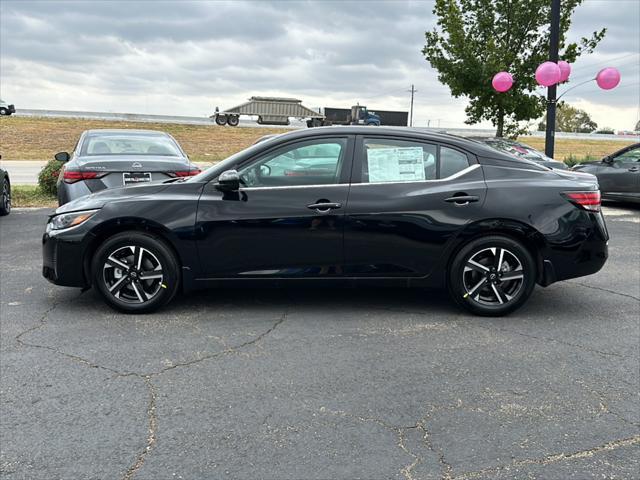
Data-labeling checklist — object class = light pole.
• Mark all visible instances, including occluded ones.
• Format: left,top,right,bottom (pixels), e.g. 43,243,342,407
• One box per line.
545,0,561,158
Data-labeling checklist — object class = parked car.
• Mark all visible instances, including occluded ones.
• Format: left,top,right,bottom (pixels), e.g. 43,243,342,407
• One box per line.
0,99,16,116
43,127,607,316
0,166,10,215
55,129,200,205
471,137,568,170
571,143,639,203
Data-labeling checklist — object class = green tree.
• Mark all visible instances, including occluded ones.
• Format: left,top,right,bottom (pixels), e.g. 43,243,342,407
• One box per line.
422,0,606,137
538,103,597,133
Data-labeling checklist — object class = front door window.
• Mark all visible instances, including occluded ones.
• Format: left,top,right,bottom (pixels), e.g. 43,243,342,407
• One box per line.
239,139,347,187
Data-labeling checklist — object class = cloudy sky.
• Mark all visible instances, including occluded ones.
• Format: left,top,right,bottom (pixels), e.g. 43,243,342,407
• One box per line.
1,0,638,131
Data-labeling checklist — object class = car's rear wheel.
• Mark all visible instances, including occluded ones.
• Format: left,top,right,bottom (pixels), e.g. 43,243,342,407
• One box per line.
0,108,8,116
0,178,10,216
448,235,536,316
92,232,180,313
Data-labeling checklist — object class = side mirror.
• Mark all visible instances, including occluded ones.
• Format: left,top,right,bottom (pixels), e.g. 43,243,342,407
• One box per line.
602,156,613,164
215,169,240,192
55,152,70,162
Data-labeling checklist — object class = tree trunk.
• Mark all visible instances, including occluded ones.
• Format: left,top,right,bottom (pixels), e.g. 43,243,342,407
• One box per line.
496,110,504,137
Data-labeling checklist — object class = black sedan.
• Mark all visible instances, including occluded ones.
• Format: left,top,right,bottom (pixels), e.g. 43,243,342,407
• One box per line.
572,143,639,203
0,166,10,216
55,129,201,205
43,127,608,316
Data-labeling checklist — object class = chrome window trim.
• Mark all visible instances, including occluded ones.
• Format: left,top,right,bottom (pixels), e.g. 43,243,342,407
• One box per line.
238,164,481,191
350,164,481,187
240,183,349,191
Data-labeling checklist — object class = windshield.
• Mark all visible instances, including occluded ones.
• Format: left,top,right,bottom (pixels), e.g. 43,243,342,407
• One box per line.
81,134,183,157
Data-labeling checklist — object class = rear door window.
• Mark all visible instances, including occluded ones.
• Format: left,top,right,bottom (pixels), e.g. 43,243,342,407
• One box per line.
359,138,470,183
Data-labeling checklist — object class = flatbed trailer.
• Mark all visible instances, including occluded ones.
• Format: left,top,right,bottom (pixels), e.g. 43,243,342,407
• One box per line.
212,96,324,126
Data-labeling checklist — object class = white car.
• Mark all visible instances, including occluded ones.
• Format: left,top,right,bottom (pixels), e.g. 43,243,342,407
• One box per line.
0,99,16,116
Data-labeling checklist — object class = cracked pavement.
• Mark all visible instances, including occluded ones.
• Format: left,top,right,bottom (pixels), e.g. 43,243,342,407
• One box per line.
1,205,638,479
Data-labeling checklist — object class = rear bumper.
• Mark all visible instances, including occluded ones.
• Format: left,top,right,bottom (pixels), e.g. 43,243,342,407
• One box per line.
42,230,89,287
539,210,609,286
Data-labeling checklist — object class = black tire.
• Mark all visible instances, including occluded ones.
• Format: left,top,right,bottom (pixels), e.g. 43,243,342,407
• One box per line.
448,235,536,316
92,232,180,313
0,108,8,116
215,114,228,126
227,115,239,126
0,178,10,216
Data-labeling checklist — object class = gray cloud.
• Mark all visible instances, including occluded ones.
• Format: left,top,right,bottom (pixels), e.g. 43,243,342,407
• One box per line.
1,0,637,130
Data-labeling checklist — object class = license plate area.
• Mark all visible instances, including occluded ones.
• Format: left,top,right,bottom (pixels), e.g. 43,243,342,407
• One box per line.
123,172,151,185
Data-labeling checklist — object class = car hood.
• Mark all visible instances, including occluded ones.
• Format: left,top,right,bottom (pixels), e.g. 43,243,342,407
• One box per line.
54,182,170,215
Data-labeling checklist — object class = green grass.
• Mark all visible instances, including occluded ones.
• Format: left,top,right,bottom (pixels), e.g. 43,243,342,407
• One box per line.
11,185,57,208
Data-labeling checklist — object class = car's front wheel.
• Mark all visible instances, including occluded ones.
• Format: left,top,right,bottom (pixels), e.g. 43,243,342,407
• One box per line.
92,232,180,313
448,235,536,316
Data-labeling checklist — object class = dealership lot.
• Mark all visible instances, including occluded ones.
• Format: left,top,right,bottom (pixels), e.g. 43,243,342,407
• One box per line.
1,206,638,479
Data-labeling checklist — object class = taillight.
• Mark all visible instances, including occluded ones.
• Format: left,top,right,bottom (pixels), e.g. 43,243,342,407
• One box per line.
562,190,601,212
63,168,106,184
172,169,201,177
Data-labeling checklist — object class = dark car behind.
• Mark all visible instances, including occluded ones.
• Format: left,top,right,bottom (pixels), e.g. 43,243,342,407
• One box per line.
470,137,568,170
571,143,639,203
56,129,200,205
0,166,10,215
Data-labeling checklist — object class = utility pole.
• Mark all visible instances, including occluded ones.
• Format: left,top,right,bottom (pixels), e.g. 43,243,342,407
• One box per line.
408,84,416,127
545,0,561,158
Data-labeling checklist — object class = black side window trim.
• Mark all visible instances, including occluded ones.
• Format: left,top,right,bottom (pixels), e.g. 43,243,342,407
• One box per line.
351,135,476,184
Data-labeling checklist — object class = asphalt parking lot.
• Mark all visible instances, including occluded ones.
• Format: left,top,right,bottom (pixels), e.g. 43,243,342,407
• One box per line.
1,206,638,480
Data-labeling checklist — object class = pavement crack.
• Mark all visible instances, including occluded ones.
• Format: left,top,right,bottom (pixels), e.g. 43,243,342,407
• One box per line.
574,379,640,428
151,311,287,376
318,407,448,480
122,377,157,480
473,323,627,359
416,418,454,480
565,280,640,302
453,435,640,479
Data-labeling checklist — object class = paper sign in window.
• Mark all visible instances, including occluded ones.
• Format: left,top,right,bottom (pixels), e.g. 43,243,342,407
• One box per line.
367,147,426,183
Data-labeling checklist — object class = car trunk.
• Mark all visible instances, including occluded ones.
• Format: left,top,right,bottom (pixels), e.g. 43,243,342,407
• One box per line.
76,155,194,192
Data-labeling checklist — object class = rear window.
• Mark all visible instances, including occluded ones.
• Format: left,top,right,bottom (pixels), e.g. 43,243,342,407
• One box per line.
81,134,182,156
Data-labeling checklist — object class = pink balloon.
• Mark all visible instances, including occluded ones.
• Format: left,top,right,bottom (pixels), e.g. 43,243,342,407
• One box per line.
492,71,513,93
596,67,621,90
558,61,571,82
535,61,561,87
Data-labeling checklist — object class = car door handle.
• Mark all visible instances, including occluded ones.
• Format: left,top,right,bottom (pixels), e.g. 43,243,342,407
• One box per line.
307,202,342,212
444,195,479,205
628,167,639,172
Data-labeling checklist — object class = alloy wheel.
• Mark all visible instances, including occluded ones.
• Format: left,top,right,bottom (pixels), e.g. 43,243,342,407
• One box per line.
462,247,525,306
102,245,164,304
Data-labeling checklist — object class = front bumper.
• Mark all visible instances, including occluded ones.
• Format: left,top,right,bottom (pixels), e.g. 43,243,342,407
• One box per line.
42,230,90,287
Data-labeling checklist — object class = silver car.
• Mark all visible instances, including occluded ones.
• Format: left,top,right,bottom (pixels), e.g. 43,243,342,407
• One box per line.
55,129,200,205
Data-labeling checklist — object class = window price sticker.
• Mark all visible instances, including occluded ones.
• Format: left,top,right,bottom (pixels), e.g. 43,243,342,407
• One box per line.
367,147,426,183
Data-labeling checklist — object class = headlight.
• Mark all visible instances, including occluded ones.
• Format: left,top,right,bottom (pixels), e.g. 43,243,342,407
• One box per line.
47,209,99,231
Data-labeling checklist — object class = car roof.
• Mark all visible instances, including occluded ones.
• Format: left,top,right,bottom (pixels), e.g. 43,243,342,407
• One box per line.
259,126,509,158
